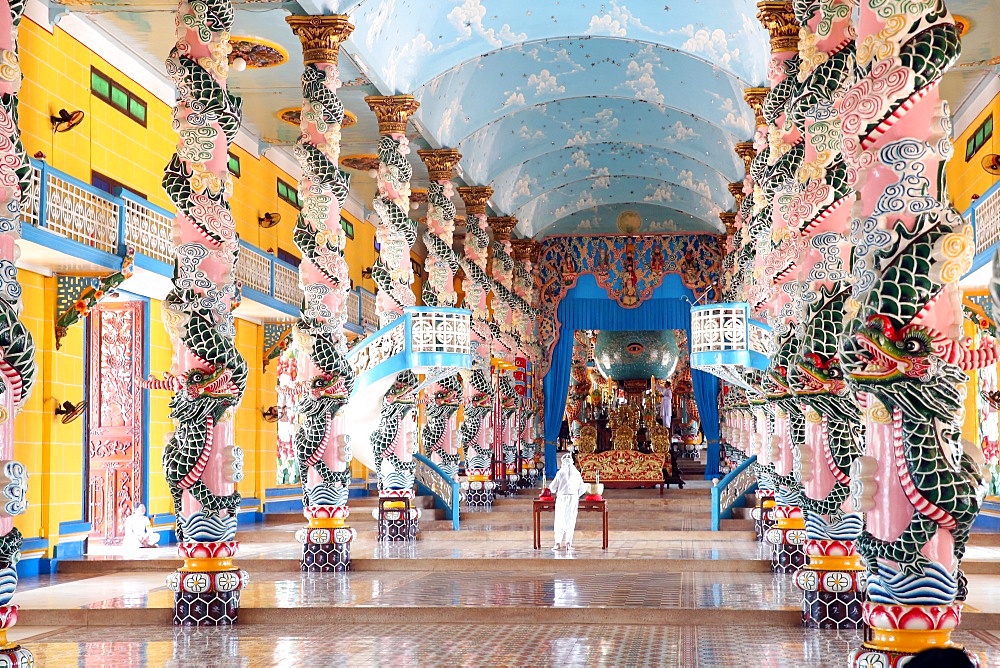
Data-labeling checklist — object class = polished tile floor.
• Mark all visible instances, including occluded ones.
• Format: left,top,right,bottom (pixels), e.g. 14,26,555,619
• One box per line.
11,623,1000,667
18,483,1000,666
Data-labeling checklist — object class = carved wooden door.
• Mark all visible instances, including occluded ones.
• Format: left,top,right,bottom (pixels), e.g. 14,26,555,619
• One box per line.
87,301,144,545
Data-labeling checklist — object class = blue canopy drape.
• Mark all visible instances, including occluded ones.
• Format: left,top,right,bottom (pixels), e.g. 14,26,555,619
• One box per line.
542,273,720,479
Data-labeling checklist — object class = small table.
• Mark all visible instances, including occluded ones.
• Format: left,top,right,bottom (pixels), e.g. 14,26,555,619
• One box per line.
533,498,608,550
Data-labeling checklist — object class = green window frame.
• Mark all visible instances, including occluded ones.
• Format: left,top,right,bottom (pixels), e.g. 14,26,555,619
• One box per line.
966,113,993,162
90,67,147,127
227,152,241,178
341,217,354,239
276,178,302,208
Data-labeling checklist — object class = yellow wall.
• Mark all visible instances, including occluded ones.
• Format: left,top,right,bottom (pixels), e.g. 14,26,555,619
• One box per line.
10,14,436,554
947,90,1000,214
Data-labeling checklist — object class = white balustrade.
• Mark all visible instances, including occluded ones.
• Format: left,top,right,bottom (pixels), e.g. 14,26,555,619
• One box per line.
44,172,118,252
974,186,1000,256
21,163,40,228
237,245,271,295
410,310,471,355
273,262,302,306
347,290,361,326
122,196,173,265
691,305,749,354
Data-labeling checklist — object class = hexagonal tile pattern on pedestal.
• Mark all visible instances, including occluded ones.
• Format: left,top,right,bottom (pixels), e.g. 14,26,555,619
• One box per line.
174,591,240,626
463,487,496,511
802,590,864,629
771,543,805,574
378,517,419,541
301,542,351,572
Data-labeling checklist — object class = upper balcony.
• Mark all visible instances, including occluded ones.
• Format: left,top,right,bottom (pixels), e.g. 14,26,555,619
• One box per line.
17,159,376,331
964,178,1000,285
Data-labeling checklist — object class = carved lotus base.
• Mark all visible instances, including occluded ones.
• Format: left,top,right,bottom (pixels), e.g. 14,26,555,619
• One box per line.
801,590,865,629
301,541,351,572
463,486,496,510
173,590,240,626
851,602,977,667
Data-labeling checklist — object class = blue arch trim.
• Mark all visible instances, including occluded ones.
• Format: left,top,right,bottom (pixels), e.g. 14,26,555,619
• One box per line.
542,274,720,479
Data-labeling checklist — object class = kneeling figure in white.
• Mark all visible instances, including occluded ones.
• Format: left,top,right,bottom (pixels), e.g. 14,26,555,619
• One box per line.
550,454,588,551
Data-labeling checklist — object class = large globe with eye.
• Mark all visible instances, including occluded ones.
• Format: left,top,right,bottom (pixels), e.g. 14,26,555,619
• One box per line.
593,330,679,381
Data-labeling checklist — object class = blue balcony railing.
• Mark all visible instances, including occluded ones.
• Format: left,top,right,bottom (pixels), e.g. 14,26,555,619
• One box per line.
965,178,1000,275
22,158,303,313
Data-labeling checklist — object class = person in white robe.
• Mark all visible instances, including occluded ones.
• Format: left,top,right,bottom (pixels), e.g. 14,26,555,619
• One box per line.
660,381,673,432
549,454,588,550
122,503,160,549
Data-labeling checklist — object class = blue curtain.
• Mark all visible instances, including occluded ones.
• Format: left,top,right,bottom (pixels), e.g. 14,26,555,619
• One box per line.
544,274,723,478
692,369,720,478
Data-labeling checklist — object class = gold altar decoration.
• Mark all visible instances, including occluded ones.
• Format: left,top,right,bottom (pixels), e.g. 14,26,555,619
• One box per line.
611,425,637,451
577,451,666,485
576,425,598,454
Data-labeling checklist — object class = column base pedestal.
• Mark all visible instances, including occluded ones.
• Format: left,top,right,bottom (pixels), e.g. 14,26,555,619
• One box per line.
801,590,865,629
378,517,419,541
0,645,33,666
173,589,241,626
766,526,806,574
462,481,496,510
301,541,351,572
751,507,774,542
851,645,980,668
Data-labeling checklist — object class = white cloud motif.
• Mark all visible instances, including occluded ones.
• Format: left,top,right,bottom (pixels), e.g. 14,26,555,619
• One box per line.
720,98,751,134
645,184,674,203
518,125,545,140
502,91,526,108
623,60,664,105
512,175,533,199
527,69,565,95
447,0,527,48
587,13,627,36
666,121,697,143
571,150,591,169
575,217,599,230
680,26,740,67
678,169,712,200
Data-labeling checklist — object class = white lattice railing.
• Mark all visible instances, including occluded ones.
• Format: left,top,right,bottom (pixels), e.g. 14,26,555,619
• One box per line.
21,162,40,228
237,243,272,295
273,261,302,306
410,308,471,355
43,169,119,253
691,304,749,353
347,289,361,326
122,193,173,265
360,288,377,330
972,184,1000,257
20,159,311,312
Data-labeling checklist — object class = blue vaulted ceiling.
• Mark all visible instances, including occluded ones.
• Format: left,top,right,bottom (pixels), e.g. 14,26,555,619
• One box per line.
76,0,998,238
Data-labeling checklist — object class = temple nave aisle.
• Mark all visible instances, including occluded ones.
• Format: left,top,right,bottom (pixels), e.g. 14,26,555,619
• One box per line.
9,483,1000,667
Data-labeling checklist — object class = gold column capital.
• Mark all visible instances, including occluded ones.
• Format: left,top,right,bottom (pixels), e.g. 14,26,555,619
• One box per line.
417,148,462,182
735,141,756,173
285,15,354,66
720,212,737,236
488,216,517,241
458,186,494,216
364,95,420,135
756,2,799,53
743,87,770,127
728,182,745,208
510,238,539,263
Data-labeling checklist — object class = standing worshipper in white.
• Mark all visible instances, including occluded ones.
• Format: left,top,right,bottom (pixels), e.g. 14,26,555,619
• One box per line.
660,381,673,433
549,454,588,551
